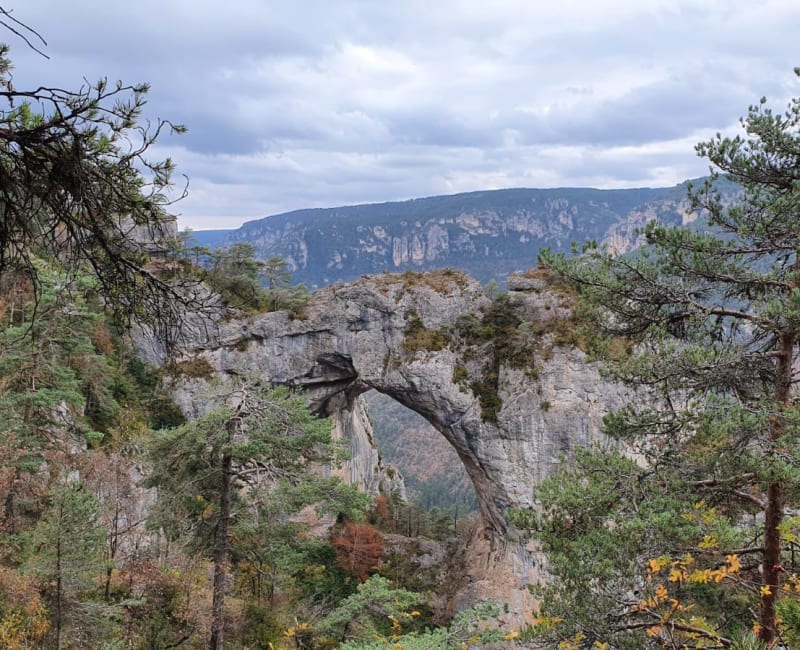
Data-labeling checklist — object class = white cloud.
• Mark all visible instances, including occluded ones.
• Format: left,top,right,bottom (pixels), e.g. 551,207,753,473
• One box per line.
3,0,799,229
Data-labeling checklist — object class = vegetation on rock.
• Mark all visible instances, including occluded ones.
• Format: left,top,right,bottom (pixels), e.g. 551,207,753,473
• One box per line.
176,238,311,315
16,10,800,650
0,20,477,649
402,311,451,355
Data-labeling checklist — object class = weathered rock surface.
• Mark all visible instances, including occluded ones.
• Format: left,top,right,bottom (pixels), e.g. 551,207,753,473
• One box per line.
225,185,698,288
164,270,628,618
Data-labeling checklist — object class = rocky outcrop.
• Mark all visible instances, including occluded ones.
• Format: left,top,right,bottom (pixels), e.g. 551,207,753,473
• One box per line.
225,185,700,288
163,269,629,618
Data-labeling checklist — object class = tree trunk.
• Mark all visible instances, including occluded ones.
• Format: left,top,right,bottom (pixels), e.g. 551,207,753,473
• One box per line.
4,469,16,533
104,502,120,602
56,502,64,650
758,329,794,644
760,481,784,643
209,453,232,650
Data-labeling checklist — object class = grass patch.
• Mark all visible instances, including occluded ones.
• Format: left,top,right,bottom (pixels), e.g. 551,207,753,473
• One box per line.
172,357,215,379
385,268,472,294
403,311,451,354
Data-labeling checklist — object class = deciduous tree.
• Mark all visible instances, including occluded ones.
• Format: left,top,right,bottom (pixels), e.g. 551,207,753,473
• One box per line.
331,521,384,582
0,565,50,648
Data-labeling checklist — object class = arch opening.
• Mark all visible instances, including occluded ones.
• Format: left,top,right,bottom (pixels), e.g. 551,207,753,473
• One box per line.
365,391,478,515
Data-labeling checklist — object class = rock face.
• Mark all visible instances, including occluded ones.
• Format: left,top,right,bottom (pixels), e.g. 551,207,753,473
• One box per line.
225,185,696,288
166,270,627,616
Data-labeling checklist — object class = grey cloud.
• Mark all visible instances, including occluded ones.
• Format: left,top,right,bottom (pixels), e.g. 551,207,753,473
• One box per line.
493,70,758,148
382,110,498,148
3,0,799,230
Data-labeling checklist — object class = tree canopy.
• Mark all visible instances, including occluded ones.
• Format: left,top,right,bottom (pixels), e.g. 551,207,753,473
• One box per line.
0,8,209,346
146,382,366,649
527,68,800,647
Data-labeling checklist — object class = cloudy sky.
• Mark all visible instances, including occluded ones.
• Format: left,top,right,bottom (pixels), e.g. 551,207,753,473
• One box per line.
4,1,799,229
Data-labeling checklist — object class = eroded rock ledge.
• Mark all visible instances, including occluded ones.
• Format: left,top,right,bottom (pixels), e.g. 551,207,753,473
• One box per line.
161,269,627,616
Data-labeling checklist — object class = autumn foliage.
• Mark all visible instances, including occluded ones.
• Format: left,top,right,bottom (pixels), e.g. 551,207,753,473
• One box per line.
0,566,50,648
331,522,384,582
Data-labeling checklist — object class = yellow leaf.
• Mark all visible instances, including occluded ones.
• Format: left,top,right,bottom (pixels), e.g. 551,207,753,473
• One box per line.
531,615,563,631
711,568,727,583
699,535,718,549
726,554,741,573
668,568,686,583
689,569,713,584
647,557,669,574
558,632,585,650
760,585,772,597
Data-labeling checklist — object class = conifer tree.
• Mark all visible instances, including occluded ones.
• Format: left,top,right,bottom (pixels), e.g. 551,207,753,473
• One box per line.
534,69,800,646
0,8,210,345
146,383,355,650
23,482,105,649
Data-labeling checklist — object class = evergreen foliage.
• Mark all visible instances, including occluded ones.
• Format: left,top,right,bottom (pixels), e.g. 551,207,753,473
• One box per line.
22,482,108,649
0,15,489,650
335,596,508,650
0,18,214,347
17,11,800,650
314,575,427,645
531,69,800,647
176,237,311,314
146,383,366,648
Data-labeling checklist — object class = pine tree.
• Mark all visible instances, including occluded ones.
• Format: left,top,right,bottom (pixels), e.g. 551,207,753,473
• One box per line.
146,383,354,650
23,482,105,649
0,10,210,345
535,68,800,646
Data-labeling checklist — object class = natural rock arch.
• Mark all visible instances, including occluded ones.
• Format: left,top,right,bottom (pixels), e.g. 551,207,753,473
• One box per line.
163,270,625,611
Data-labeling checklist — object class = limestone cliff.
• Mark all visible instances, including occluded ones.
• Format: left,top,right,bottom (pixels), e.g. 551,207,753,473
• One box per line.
224,185,693,287
163,269,629,618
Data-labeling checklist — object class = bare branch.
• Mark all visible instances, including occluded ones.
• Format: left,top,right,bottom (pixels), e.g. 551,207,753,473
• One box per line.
0,6,48,58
